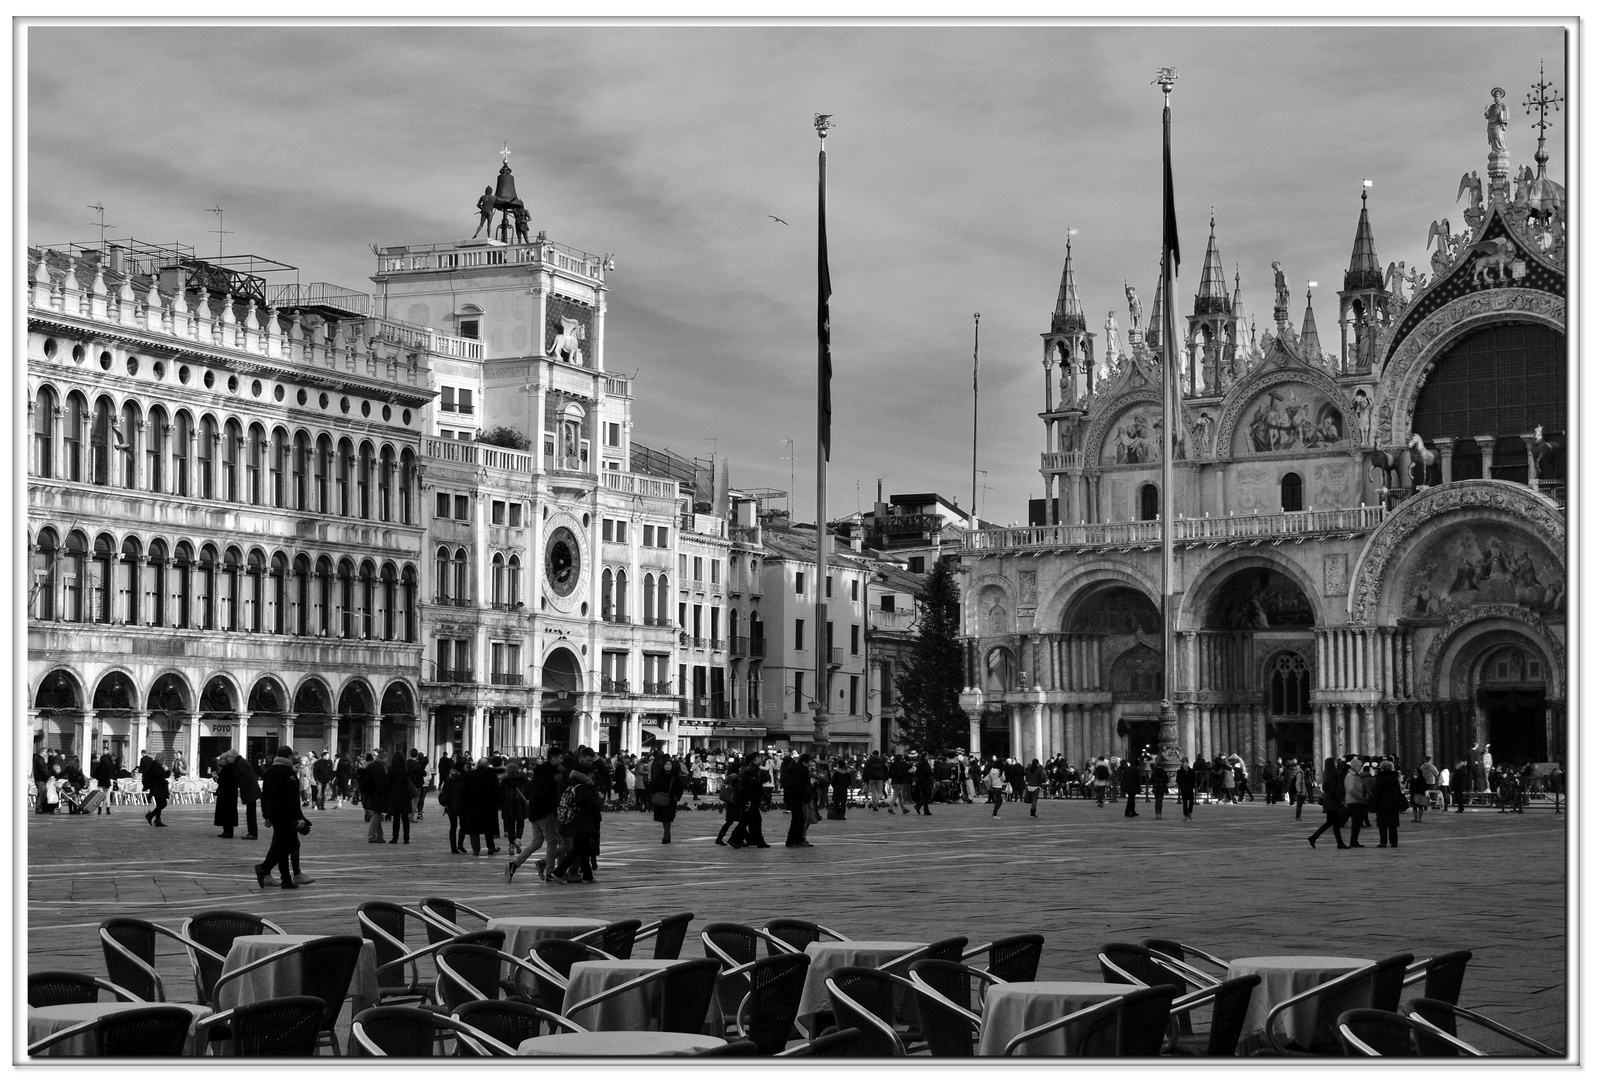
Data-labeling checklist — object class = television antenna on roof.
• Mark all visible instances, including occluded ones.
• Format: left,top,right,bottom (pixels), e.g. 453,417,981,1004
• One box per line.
88,204,113,245
204,205,232,259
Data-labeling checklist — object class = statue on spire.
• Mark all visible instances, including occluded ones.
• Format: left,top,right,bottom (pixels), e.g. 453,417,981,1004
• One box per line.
1485,87,1508,157
1124,282,1143,333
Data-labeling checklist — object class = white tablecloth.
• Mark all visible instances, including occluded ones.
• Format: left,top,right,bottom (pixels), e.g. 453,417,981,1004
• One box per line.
517,1031,725,1056
216,933,380,1016
488,916,609,995
796,939,925,1025
27,1002,212,1056
976,980,1138,1056
564,958,682,1031
1225,955,1372,1051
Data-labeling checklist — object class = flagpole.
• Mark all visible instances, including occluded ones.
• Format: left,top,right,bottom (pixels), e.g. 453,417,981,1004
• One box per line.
971,312,980,528
1156,68,1182,768
814,113,834,755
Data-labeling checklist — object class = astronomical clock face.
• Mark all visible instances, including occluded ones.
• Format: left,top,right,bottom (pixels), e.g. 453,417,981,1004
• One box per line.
543,522,585,612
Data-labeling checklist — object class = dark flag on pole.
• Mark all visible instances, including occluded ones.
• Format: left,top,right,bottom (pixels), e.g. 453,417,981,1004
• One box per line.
816,114,834,463
1162,92,1181,270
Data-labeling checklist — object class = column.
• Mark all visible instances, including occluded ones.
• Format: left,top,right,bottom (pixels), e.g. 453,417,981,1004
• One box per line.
1433,438,1453,484
1252,706,1268,773
1031,702,1044,762
1009,706,1022,758
368,713,383,757
1474,435,1495,480
130,710,148,760
184,713,200,773
1315,631,1327,690
1197,706,1211,759
1181,632,1198,695
968,714,981,755
1420,703,1435,762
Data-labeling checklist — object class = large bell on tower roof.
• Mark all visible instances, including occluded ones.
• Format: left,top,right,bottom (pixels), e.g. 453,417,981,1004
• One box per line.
493,161,520,209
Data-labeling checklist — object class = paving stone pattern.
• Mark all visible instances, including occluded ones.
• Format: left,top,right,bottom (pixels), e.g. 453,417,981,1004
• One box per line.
26,792,1567,1053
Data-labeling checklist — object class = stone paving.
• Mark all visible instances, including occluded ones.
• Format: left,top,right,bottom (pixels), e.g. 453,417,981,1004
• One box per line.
25,789,1568,1053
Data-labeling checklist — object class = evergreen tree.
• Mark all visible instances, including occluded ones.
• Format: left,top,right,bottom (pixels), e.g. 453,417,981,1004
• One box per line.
894,559,969,751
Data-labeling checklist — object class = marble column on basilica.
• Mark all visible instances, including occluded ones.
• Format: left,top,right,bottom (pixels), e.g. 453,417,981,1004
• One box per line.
367,713,384,757
130,710,149,759
1180,703,1197,760
1009,706,1023,759
183,713,200,772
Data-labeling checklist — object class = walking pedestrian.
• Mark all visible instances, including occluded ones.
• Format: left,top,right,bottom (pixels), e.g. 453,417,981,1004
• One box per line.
409,751,428,821
311,751,333,811
714,761,741,846
508,746,563,881
1307,758,1349,849
1176,757,1196,819
142,756,170,826
1120,757,1141,817
442,758,468,853
728,753,770,848
1450,761,1469,812
888,753,911,814
1548,763,1564,814
1345,759,1372,847
1373,760,1406,847
1150,760,1168,818
333,751,352,808
551,763,601,884
986,758,1006,816
500,758,529,853
781,752,814,848
1285,760,1307,820
463,757,502,856
862,751,888,810
830,756,853,820
1408,767,1429,824
1026,759,1046,817
912,752,934,816
254,746,307,890
360,752,388,843
1092,756,1111,807
91,751,116,816
649,751,685,844
386,754,414,844
214,750,242,837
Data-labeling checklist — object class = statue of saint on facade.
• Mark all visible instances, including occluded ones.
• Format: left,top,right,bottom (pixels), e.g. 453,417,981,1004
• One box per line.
472,186,496,238
1124,282,1142,332
1271,261,1289,313
1105,309,1119,344
1485,87,1508,156
1457,170,1484,213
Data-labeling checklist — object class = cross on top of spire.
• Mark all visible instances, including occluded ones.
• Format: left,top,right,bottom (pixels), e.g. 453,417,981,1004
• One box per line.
501,143,511,164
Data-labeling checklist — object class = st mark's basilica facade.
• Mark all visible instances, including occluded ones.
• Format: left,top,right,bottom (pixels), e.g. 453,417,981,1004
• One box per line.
957,77,1567,777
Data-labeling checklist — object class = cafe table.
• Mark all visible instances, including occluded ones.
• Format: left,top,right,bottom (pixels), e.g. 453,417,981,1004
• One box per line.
1224,954,1373,1051
563,958,684,1032
975,980,1141,1056
215,933,380,1016
795,939,927,1032
27,1002,213,1057
487,916,609,995
517,1031,726,1056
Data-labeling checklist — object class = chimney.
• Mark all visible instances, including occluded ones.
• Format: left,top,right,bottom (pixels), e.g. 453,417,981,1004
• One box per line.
108,244,124,277
735,498,757,529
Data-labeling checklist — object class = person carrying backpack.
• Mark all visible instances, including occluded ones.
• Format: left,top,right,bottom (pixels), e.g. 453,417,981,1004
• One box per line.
1092,756,1111,807
551,763,601,883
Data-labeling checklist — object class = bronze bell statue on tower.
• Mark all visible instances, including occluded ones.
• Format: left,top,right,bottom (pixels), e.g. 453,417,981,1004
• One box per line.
473,153,530,243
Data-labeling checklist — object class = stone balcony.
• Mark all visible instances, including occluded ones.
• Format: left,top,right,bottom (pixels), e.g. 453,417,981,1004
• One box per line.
964,505,1385,555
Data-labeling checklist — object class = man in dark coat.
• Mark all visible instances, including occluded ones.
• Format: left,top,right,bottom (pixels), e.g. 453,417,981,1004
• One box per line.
408,751,428,821
728,752,770,849
142,756,170,826
1176,758,1196,820
214,750,241,837
913,752,935,815
1120,757,1142,817
233,751,261,839
311,751,333,811
463,757,502,857
91,752,116,816
333,752,353,808
32,741,51,814
508,746,563,881
255,746,308,889
781,752,814,848
359,752,388,843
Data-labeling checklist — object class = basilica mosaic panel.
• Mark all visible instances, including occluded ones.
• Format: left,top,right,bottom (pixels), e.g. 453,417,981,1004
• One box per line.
1400,523,1564,618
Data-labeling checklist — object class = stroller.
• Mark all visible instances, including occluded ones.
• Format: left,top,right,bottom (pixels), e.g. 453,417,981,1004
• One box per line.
62,787,106,815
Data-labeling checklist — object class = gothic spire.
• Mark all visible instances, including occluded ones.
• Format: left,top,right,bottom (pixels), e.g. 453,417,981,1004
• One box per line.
1232,264,1243,321
1194,211,1229,315
1145,262,1164,350
1301,285,1322,360
1050,231,1086,334
1343,187,1383,291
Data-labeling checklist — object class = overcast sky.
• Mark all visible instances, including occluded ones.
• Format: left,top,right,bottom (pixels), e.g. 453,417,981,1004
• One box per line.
25,22,1568,524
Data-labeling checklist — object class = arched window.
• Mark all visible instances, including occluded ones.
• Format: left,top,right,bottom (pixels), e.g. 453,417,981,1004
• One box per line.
643,572,657,624
63,532,87,622
337,558,355,638
313,556,333,635
508,555,522,608
600,568,614,620
220,547,242,630
244,549,265,631
492,553,507,606
290,554,312,635
315,434,333,513
145,406,167,493
172,542,193,629
171,410,192,496
657,576,669,626
33,386,56,478
222,419,243,502
1280,472,1304,513
270,428,290,508
1268,652,1312,715
401,565,418,642
269,552,289,634
91,535,115,623
381,563,398,640
145,539,168,627
120,401,141,488
357,442,374,519
197,544,218,629
32,529,58,620
435,546,451,602
1138,483,1159,521
378,446,395,522
336,437,354,516
616,569,628,622
358,560,376,639
64,392,86,482
453,548,469,605
399,449,415,525
198,416,217,498
292,432,310,510
91,398,114,486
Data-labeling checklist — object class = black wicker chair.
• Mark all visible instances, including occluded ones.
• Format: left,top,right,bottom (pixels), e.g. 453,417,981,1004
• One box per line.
348,1005,502,1056
28,970,140,1007
775,1027,861,1056
210,934,364,1055
961,933,1044,982
28,1004,196,1057
1338,1008,1483,1056
451,999,585,1050
524,938,615,1015
1400,950,1473,1008
824,968,909,1056
635,912,696,960
194,994,324,1056
100,916,221,1003
570,918,643,960
417,897,495,945
761,917,850,955
1406,997,1563,1056
1165,974,1262,1056
720,952,811,1053
179,910,287,1005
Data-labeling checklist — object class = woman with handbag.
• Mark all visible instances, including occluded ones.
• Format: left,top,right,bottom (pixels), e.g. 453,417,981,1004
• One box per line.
649,751,686,844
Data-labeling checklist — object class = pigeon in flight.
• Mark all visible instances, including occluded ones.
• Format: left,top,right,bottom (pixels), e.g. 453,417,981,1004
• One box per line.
768,215,789,225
